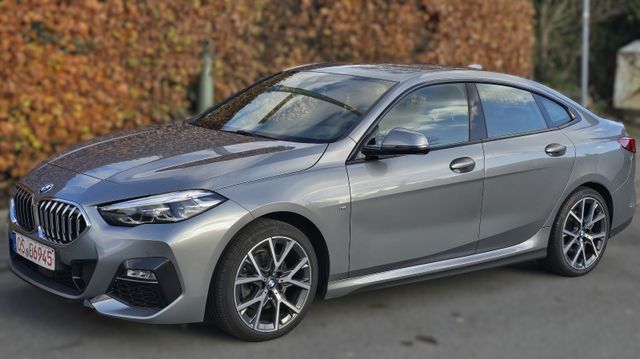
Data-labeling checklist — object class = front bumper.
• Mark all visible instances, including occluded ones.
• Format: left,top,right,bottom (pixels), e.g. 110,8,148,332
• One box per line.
9,199,252,324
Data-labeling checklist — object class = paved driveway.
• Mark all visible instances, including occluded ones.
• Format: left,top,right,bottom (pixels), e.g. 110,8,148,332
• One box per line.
1,165,638,359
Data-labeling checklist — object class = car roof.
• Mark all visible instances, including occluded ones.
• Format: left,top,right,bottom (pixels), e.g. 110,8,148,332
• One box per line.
288,63,589,116
295,63,461,82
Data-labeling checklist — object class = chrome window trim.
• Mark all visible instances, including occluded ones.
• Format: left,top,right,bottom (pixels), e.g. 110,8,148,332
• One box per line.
346,78,582,163
469,81,581,143
346,80,474,162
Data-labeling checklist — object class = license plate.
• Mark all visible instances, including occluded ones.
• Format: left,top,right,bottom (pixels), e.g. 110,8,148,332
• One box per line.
13,232,56,270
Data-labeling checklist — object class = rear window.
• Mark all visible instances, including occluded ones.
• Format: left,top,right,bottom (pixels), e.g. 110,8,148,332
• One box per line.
477,84,548,138
538,96,572,127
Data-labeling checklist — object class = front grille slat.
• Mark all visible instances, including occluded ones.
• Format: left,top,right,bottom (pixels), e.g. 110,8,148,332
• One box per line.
37,199,89,245
76,211,84,234
48,202,56,241
61,205,69,243
43,201,52,237
15,189,23,225
13,187,36,232
16,190,24,227
55,203,64,241
21,191,29,228
49,202,58,242
65,205,74,242
39,202,48,237
56,203,64,242
67,208,74,241
15,190,22,224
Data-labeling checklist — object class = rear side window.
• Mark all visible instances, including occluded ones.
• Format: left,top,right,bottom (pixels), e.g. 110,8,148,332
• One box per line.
376,83,469,147
537,96,572,127
477,84,548,138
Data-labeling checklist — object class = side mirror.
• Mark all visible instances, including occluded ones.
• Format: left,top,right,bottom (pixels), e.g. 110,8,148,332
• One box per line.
361,127,430,158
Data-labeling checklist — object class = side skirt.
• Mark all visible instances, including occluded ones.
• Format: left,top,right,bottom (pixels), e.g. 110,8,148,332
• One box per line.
325,227,550,299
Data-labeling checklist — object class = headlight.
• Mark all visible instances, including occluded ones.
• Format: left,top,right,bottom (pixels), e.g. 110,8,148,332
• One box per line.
9,198,18,224
98,190,226,226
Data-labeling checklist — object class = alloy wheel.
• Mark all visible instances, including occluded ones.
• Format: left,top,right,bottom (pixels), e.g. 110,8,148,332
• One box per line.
561,197,608,270
233,236,312,332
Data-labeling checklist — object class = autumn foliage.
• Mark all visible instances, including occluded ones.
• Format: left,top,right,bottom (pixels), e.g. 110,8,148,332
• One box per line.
0,0,533,186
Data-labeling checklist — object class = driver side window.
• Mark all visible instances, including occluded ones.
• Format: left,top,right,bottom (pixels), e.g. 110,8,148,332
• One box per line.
375,83,470,148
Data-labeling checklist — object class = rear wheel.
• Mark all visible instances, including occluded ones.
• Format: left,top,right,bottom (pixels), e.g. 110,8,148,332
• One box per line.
542,187,610,276
210,219,318,341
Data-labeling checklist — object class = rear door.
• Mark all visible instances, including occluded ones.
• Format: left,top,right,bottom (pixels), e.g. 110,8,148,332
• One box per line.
474,83,576,252
347,83,485,275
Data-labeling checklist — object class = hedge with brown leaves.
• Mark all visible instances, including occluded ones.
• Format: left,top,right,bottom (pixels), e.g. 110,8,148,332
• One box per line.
0,0,533,185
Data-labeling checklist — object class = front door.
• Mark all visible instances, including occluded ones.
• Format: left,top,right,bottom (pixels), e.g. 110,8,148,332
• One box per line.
347,83,485,275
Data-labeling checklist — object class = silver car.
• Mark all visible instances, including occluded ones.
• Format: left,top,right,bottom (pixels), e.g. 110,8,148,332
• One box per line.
8,64,636,341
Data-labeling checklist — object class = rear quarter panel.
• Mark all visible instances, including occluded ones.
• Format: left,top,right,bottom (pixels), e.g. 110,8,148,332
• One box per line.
546,112,635,230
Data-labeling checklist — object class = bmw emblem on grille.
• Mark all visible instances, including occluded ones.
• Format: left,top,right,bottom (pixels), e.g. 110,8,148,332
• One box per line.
39,183,54,193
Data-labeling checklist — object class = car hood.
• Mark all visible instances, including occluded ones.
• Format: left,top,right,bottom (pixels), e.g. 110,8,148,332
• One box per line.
42,121,327,200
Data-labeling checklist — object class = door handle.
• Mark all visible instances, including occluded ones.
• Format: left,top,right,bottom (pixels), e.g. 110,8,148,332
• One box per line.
545,143,567,157
450,157,475,173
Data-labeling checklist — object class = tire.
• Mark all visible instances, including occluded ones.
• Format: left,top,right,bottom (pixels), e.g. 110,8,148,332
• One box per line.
209,218,319,341
542,187,610,277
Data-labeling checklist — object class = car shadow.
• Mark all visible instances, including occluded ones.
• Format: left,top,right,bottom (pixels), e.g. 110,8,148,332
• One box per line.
1,259,553,345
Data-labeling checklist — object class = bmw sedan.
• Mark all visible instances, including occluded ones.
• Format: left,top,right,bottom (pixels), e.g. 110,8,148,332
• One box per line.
8,64,636,341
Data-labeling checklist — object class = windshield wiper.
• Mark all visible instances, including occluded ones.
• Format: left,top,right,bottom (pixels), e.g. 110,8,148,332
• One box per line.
220,129,278,141
269,85,363,116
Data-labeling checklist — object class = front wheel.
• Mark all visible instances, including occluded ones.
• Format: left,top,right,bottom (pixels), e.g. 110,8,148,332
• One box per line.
209,219,318,341
542,187,610,276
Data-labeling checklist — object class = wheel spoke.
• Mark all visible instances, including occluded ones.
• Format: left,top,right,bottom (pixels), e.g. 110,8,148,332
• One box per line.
235,276,263,286
247,252,265,279
237,291,266,312
586,213,605,228
282,278,310,290
274,290,300,314
286,257,308,279
586,201,598,225
281,297,300,314
274,297,281,331
276,240,295,269
569,210,582,224
269,237,296,271
253,295,267,329
268,238,278,268
571,245,582,267
563,236,579,254
586,232,606,240
580,198,586,224
586,238,599,258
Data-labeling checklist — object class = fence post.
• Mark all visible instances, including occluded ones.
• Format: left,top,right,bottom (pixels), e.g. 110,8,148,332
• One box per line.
197,41,214,113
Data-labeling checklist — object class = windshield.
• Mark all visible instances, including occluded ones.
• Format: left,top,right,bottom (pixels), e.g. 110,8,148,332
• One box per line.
191,71,396,143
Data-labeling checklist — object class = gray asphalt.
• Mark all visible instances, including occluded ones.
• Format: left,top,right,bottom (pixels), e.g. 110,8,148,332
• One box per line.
1,165,638,359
